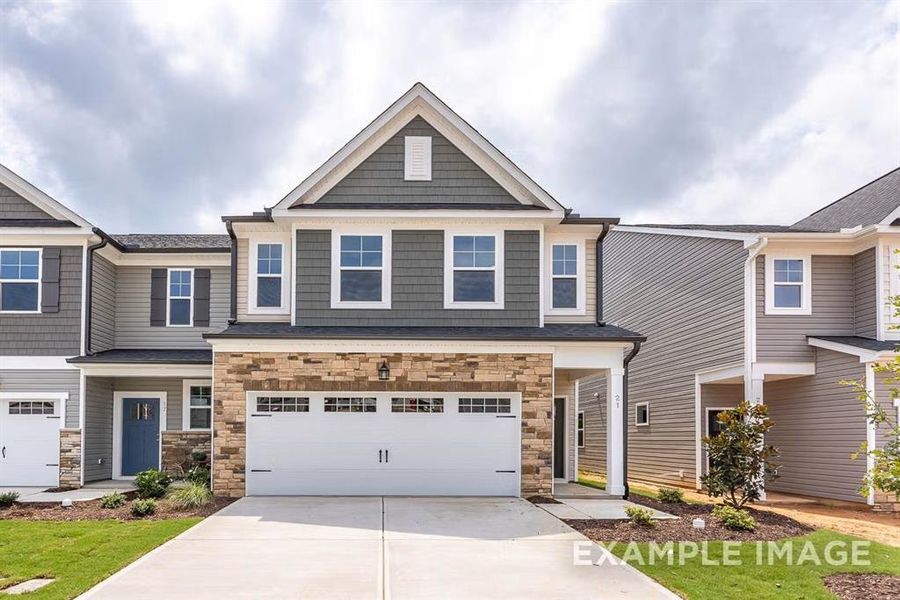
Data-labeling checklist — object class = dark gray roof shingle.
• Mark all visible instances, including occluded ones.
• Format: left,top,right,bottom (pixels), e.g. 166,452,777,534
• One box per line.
108,233,231,251
808,336,898,353
791,168,900,232
68,349,213,364
628,224,799,233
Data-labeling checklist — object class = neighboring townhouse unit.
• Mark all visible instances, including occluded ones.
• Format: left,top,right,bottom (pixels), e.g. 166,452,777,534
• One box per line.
1,83,644,500
579,168,900,509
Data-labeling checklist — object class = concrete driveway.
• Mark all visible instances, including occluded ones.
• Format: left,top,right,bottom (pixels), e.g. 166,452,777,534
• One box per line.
79,497,675,599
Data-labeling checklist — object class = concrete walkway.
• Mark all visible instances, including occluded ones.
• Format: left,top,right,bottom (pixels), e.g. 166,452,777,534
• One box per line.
0,481,134,503
78,496,676,599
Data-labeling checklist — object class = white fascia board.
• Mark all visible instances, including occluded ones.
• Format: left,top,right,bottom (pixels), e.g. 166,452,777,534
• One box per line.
612,226,760,244
0,163,93,228
75,363,213,378
695,363,745,384
273,216,549,231
95,246,231,267
272,209,563,221
0,356,77,370
0,232,94,245
752,361,816,379
807,337,898,363
879,205,900,226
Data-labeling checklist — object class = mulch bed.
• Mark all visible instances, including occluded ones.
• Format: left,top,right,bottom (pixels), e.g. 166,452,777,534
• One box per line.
0,495,234,521
526,495,561,505
566,497,813,542
823,573,900,600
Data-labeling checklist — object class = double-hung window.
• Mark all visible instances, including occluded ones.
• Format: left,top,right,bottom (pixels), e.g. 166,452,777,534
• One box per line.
577,411,585,447
331,231,391,308
167,269,193,326
249,238,289,314
545,239,585,314
0,249,40,312
445,232,503,309
765,254,811,315
182,381,212,430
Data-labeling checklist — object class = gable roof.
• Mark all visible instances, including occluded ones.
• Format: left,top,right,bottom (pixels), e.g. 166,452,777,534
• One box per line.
791,167,900,232
271,83,566,214
0,163,93,229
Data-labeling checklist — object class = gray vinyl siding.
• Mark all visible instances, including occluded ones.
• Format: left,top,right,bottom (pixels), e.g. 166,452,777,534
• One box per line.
874,370,900,450
316,116,518,205
90,255,116,352
295,229,539,326
0,182,53,219
583,231,746,488
84,376,113,481
0,245,82,355
853,248,877,338
113,266,229,349
0,369,80,427
698,383,742,476
764,348,867,502
577,374,607,475
756,255,855,362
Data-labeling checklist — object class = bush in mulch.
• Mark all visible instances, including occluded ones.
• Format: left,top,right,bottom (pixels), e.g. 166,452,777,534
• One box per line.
823,573,900,600
566,497,813,543
0,495,234,521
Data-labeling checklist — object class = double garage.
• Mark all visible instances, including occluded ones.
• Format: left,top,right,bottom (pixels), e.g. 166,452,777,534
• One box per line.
245,392,522,496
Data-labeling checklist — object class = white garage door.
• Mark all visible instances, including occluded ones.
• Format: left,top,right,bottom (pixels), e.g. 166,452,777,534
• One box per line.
0,398,61,487
246,392,520,496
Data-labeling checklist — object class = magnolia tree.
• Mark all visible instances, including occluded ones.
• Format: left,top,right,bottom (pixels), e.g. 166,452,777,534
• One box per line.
701,400,779,508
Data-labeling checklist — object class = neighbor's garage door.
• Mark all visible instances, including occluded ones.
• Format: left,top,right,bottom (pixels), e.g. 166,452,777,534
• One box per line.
246,393,520,496
0,398,61,487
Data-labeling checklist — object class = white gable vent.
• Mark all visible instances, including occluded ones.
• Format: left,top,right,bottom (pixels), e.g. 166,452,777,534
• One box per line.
404,136,432,181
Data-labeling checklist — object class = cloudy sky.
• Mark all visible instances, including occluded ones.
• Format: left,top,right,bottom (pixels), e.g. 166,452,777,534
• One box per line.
1,0,898,233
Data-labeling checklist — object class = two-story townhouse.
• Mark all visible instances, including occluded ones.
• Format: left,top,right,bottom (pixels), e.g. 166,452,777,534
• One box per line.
205,83,644,498
579,168,900,510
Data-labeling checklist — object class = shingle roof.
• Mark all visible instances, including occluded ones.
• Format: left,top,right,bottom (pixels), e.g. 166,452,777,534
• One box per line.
204,323,645,342
0,219,78,228
68,349,213,364
791,168,900,232
108,233,231,252
290,202,549,210
628,224,798,233
808,336,898,353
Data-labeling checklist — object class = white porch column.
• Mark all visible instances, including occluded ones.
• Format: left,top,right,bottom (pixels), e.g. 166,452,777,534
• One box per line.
606,367,626,496
748,375,766,501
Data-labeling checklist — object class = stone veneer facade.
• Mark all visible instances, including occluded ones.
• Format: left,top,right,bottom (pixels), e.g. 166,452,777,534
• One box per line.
162,431,213,473
213,351,553,498
59,428,81,489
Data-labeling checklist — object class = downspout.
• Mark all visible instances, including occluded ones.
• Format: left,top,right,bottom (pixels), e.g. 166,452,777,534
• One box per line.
596,222,611,326
83,228,108,356
226,219,237,324
621,340,642,499
743,236,768,400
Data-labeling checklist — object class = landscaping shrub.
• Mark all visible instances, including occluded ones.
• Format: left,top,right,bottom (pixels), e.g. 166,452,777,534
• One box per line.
168,482,213,509
130,498,157,517
99,491,126,509
624,506,655,526
190,450,208,463
0,491,20,507
657,488,685,503
712,505,757,531
184,466,211,487
134,469,172,499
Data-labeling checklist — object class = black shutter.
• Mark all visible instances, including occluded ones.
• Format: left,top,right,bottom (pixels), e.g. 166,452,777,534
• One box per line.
150,268,167,326
193,268,211,327
41,247,61,313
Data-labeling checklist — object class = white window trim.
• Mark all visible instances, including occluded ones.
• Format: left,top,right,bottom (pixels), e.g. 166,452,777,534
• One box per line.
330,227,392,309
765,253,812,315
444,230,505,310
577,410,585,448
0,247,42,314
889,245,900,324
404,136,432,181
182,379,212,431
248,236,291,315
166,267,194,327
635,402,650,427
544,237,586,315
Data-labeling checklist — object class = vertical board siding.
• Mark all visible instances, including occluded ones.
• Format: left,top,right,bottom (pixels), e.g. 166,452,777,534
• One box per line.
90,255,117,352
756,255,855,362
0,246,82,355
295,229,539,326
113,266,229,349
0,369,80,427
581,231,746,487
317,116,519,205
545,236,597,324
853,248,877,338
0,183,53,219
764,349,867,502
577,374,608,475
84,376,113,482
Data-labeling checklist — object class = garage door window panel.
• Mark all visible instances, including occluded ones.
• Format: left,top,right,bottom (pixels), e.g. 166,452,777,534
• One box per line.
9,401,55,415
458,398,511,414
392,398,444,413
256,396,309,413
324,397,377,413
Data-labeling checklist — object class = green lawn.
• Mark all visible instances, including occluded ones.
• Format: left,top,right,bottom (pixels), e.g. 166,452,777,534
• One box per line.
0,519,200,600
608,530,900,600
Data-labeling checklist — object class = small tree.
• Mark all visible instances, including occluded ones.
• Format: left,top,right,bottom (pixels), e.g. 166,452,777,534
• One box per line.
701,400,779,508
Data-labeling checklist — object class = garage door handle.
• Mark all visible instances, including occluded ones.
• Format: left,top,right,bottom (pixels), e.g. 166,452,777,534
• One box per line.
1,446,4,458
379,449,382,463
385,449,389,463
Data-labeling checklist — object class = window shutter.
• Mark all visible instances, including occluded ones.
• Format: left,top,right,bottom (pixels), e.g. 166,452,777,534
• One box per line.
193,268,211,327
150,268,167,326
40,247,61,313
404,136,432,181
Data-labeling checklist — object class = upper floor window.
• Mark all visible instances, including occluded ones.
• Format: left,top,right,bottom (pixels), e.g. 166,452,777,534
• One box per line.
167,269,193,326
249,238,289,314
331,231,391,309
765,254,811,315
445,232,504,309
0,249,40,313
545,239,585,315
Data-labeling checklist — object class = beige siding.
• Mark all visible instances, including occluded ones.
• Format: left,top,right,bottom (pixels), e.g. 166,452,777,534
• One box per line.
764,349,867,503
545,237,596,324
578,374,607,475
880,242,899,340
236,237,289,322
853,248,877,338
756,255,855,362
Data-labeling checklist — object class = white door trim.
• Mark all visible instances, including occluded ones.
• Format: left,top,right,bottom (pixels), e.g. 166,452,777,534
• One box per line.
702,406,733,478
112,391,167,479
552,395,569,482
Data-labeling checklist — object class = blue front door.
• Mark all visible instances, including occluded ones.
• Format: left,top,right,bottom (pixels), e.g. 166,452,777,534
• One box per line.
122,397,160,475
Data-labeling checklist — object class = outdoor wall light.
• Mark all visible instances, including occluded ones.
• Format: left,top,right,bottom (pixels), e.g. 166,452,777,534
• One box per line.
378,360,390,381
